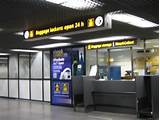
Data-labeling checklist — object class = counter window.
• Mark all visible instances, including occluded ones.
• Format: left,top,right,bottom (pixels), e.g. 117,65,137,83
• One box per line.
85,39,159,80
133,40,145,76
145,39,159,75
86,49,97,75
110,48,132,79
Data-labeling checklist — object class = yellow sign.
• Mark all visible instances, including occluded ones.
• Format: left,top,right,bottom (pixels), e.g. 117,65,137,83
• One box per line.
53,49,64,58
55,83,60,93
87,42,113,50
62,83,69,94
114,40,136,47
29,31,34,38
87,39,136,50
26,20,87,39
24,16,104,39
87,18,95,27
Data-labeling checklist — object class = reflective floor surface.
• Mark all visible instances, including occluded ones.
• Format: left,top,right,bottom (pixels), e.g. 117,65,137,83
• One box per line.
0,98,142,120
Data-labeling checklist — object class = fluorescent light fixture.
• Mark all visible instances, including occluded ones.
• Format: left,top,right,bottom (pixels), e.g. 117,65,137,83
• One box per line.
111,13,158,28
154,30,159,33
46,0,66,4
132,46,144,50
0,53,10,56
153,45,159,48
0,57,8,60
46,0,102,10
79,36,134,43
33,43,72,49
50,36,71,40
15,32,23,36
11,49,40,53
0,28,3,32
111,48,129,52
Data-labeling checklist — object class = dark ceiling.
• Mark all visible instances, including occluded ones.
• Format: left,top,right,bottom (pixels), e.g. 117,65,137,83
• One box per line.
0,0,158,51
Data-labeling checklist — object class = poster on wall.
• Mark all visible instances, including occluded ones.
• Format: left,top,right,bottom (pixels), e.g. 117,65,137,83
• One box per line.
51,47,85,105
53,81,70,97
52,49,71,80
61,82,69,94
53,82,61,95
52,48,72,105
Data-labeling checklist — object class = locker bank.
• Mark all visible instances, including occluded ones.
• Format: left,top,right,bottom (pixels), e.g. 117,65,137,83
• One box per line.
0,0,158,120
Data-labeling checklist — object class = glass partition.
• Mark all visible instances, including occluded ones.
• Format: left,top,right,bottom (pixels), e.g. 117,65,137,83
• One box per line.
86,49,97,76
110,48,132,79
145,39,159,75
19,54,29,78
97,49,109,79
85,39,159,80
43,51,50,79
133,40,145,76
31,52,42,78
9,54,18,78
0,57,8,78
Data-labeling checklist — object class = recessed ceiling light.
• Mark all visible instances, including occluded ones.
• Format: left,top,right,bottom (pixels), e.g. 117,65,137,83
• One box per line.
11,49,40,53
50,36,71,40
154,30,159,33
153,45,159,48
46,0,102,10
0,57,8,60
111,13,158,28
15,32,23,36
32,43,72,49
46,0,66,4
0,53,10,56
78,36,134,43
0,28,3,32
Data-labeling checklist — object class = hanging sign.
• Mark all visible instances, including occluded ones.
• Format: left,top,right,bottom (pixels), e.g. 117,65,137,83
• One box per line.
87,39,136,50
23,14,112,40
114,39,136,47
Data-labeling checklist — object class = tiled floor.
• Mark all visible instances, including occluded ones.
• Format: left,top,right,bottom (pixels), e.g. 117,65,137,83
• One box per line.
0,98,141,120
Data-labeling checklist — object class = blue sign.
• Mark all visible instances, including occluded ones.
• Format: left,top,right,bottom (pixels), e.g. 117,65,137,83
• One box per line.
51,47,85,105
52,49,72,105
52,50,71,80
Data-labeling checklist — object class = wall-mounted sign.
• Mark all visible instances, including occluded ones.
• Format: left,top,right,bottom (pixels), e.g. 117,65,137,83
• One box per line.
87,39,136,50
114,40,136,47
24,15,112,40
54,82,61,94
52,49,71,80
87,42,113,50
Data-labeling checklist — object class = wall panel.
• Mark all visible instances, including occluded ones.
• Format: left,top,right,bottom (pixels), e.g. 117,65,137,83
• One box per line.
0,79,8,97
31,80,42,100
9,80,18,98
19,80,29,99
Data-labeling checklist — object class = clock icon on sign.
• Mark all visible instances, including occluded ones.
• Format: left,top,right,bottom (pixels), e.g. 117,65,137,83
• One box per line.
24,31,29,39
95,16,103,27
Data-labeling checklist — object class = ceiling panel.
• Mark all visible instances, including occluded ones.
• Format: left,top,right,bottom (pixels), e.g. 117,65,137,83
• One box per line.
0,0,158,50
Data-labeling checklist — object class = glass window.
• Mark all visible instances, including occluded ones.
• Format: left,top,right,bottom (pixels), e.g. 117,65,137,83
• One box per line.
0,57,8,78
110,48,132,79
145,39,159,75
19,54,29,78
133,40,145,76
31,52,42,78
9,54,18,78
97,49,109,79
43,51,50,79
86,48,97,76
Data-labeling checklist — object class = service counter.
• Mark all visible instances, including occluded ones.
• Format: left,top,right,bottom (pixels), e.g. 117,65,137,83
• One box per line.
72,76,136,114
92,80,136,113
